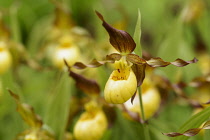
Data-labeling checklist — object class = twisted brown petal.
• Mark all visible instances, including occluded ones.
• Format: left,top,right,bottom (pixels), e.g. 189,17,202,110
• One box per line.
96,11,136,54
73,59,113,69
72,53,120,69
126,54,146,65
163,128,201,137
171,57,198,67
106,53,122,61
163,120,210,137
146,57,198,67
146,57,170,67
131,64,146,87
69,71,100,96
203,120,210,129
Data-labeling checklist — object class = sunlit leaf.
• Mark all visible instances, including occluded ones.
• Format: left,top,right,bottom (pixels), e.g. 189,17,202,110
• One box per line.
95,11,136,54
133,9,142,57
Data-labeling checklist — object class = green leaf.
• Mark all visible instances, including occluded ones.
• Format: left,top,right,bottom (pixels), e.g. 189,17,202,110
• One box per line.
174,106,210,140
133,9,142,57
45,72,72,140
111,109,145,140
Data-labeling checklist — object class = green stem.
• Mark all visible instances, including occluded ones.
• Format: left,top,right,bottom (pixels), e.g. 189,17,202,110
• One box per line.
138,86,151,140
10,2,21,43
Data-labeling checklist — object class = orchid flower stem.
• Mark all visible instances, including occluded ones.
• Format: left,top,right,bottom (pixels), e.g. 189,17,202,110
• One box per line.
138,86,151,140
10,2,21,43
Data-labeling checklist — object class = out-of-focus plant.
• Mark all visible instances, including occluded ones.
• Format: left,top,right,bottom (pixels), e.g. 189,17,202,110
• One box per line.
65,62,108,140
8,90,55,140
52,34,80,69
73,100,108,140
181,0,205,24
37,3,92,70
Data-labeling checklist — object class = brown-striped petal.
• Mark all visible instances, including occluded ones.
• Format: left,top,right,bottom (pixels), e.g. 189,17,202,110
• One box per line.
163,120,210,137
71,53,121,69
131,64,146,87
69,70,100,96
96,11,136,54
126,54,146,65
146,57,198,67
73,59,113,69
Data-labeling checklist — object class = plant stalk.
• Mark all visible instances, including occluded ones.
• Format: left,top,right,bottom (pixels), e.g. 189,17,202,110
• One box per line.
138,86,151,140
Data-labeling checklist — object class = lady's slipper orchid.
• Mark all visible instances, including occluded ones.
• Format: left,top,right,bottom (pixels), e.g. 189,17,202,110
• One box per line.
104,56,137,103
73,101,108,140
71,11,198,104
52,35,80,69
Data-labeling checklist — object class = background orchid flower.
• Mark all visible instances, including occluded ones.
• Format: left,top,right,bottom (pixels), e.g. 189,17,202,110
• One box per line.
64,62,108,140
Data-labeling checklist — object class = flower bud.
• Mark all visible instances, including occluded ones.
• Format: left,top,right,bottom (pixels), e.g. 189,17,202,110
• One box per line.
52,35,80,69
124,78,161,120
0,41,12,74
104,57,137,104
74,101,107,140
